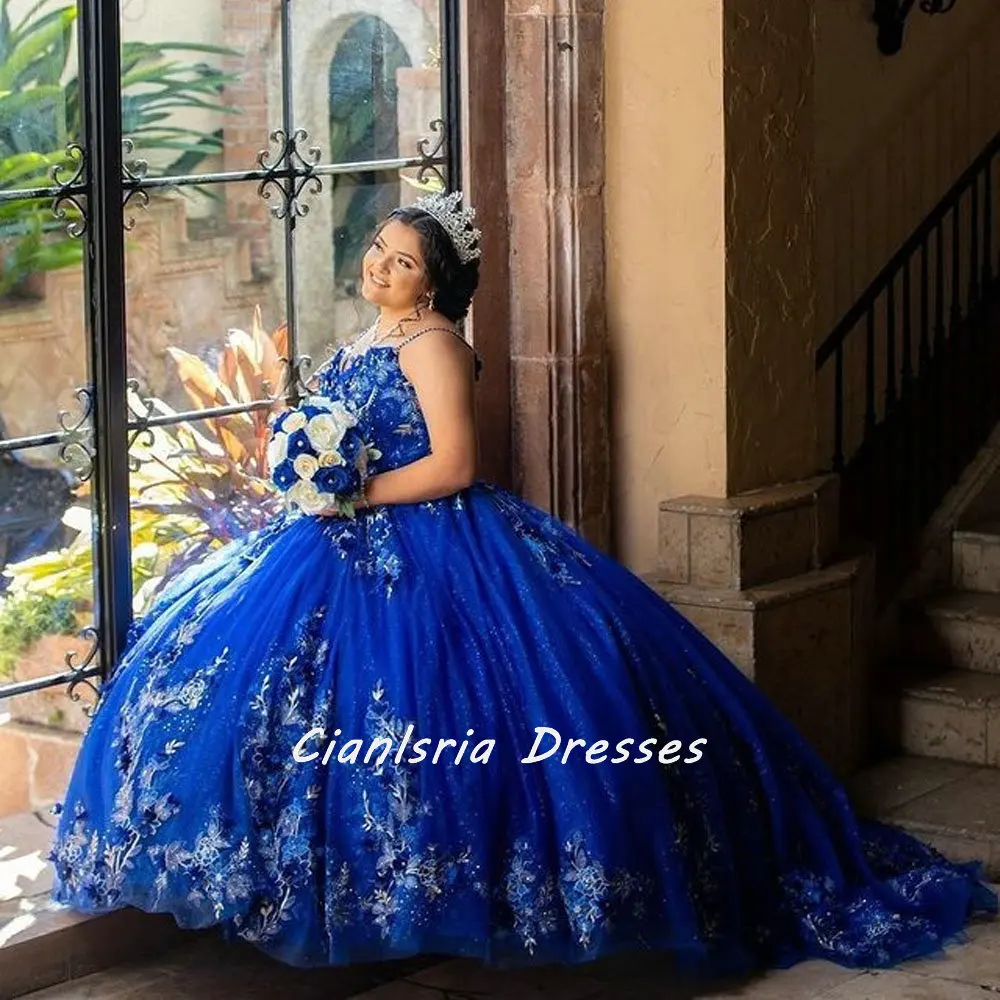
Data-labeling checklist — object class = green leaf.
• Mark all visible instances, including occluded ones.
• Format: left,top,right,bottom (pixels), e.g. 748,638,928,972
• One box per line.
0,7,75,91
29,238,83,270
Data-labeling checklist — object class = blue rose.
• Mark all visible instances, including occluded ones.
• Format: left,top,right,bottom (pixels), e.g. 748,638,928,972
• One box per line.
286,428,313,457
272,459,297,490
315,464,357,496
339,431,363,464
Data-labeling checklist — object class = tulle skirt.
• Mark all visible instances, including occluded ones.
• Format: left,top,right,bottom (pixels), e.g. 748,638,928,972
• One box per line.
49,482,997,974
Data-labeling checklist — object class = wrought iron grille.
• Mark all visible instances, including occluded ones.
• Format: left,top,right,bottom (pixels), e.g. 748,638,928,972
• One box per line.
0,0,462,709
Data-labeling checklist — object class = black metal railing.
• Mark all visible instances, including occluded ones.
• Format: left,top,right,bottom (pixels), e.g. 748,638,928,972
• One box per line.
816,130,1000,601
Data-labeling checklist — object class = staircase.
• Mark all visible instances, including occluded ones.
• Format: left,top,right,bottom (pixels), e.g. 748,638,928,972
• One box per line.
814,129,1000,872
849,514,1000,879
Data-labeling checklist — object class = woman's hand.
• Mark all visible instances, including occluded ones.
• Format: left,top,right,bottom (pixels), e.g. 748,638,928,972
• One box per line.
315,505,347,519
315,483,370,518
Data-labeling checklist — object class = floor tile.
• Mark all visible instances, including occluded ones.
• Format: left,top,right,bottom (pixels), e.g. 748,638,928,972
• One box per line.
819,969,991,999
368,958,606,999
895,916,1000,989
18,912,1000,1000
847,757,976,815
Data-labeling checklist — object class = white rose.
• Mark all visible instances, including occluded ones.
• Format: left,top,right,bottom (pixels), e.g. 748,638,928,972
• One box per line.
305,413,342,453
284,411,307,432
317,450,344,467
293,453,319,480
267,430,288,468
287,480,328,514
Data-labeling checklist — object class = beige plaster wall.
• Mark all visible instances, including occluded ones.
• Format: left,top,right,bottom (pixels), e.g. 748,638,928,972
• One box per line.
605,1,727,571
606,0,816,571
607,0,1000,572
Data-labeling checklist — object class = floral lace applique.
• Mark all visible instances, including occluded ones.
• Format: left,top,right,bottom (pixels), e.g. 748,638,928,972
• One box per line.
338,681,478,939
485,485,592,586
319,509,405,597
317,347,431,478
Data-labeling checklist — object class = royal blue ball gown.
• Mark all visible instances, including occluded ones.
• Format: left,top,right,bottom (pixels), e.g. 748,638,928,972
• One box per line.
49,340,996,975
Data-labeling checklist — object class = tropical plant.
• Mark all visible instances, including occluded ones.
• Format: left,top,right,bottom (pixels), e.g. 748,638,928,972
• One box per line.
0,0,238,295
1,308,288,621
0,590,77,678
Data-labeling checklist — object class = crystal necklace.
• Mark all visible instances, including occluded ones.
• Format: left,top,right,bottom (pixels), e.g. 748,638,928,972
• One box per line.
337,315,408,372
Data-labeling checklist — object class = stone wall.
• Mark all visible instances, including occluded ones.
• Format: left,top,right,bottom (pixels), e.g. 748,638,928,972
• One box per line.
0,196,280,467
0,635,96,818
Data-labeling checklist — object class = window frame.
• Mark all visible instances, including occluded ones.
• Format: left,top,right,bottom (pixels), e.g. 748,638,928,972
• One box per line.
0,0,470,704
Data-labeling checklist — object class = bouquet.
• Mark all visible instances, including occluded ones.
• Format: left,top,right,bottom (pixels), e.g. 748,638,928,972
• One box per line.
266,396,378,516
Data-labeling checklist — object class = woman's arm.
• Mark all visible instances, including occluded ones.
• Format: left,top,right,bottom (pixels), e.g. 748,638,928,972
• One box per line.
351,329,479,509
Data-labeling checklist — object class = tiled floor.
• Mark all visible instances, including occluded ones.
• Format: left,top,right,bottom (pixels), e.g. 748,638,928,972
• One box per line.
18,910,1000,1000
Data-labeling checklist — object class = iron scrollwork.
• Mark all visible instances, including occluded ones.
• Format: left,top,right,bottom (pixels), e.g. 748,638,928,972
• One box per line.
65,625,102,716
51,143,88,238
57,385,96,483
125,378,157,472
257,128,323,220
416,118,447,188
873,0,958,55
122,137,150,230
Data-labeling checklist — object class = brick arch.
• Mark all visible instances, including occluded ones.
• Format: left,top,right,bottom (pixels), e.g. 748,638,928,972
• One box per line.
293,3,434,141
271,2,440,358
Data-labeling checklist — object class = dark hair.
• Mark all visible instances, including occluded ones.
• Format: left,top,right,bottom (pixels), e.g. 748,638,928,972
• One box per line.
380,206,481,322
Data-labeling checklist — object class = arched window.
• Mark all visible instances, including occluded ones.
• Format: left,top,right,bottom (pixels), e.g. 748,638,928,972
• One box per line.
329,16,411,289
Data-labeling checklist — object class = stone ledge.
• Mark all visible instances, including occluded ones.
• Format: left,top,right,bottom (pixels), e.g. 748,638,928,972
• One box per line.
1,903,201,999
649,559,862,612
954,524,1000,595
658,474,839,591
899,668,1000,766
951,522,1000,594
646,552,874,778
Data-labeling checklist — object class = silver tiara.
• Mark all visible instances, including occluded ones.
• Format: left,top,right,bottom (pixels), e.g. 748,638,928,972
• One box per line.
412,190,482,264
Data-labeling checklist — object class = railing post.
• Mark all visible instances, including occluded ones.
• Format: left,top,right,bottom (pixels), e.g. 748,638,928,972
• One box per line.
79,0,132,679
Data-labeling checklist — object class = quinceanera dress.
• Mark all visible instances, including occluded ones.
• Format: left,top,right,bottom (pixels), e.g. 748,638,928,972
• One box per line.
49,334,996,976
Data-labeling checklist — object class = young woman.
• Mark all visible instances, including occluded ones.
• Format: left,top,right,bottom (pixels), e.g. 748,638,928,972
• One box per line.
49,192,996,977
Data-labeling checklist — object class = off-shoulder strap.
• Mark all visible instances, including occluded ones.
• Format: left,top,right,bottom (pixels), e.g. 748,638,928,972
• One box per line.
396,325,483,380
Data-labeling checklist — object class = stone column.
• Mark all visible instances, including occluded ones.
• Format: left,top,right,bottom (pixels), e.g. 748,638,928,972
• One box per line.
605,3,874,776
606,0,818,572
506,0,611,550
723,0,817,495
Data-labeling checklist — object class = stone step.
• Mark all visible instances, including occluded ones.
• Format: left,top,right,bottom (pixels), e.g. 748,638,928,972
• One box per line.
848,755,1000,879
954,521,1000,593
899,668,1000,765
904,590,1000,674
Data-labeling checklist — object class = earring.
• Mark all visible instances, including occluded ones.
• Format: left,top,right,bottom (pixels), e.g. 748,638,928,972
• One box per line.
423,291,435,312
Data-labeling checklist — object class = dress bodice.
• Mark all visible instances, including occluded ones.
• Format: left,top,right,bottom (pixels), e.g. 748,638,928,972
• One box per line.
314,345,431,475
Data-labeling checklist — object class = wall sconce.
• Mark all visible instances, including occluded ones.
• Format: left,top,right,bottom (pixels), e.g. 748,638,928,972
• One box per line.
873,0,958,55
